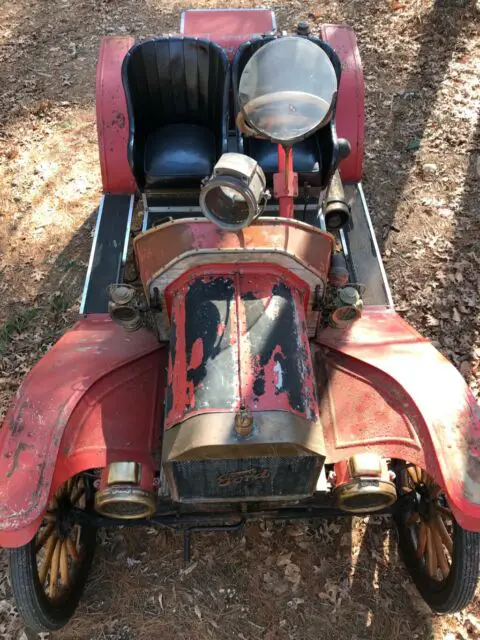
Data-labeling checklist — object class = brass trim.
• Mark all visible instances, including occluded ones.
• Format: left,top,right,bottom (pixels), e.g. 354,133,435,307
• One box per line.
95,485,156,520
107,461,140,485
334,478,397,514
162,411,326,503
163,411,326,462
348,453,385,478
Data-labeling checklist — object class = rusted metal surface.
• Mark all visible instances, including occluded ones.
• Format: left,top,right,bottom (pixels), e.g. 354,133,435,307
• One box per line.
135,219,333,288
163,411,325,462
181,9,276,60
316,308,480,532
165,268,318,431
96,36,136,194
0,316,165,547
321,25,364,183
134,218,333,339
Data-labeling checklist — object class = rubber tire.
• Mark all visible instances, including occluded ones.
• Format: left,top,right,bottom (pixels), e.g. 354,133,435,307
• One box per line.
8,476,96,633
395,514,480,613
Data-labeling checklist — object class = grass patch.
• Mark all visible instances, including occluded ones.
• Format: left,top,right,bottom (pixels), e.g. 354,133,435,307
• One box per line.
49,292,71,316
0,308,39,355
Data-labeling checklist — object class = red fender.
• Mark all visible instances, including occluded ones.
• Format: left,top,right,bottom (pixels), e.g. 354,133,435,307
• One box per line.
316,308,480,532
321,24,364,183
0,316,166,547
96,36,136,194
181,9,276,60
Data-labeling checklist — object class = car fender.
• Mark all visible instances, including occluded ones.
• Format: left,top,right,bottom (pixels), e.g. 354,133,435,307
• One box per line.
316,308,480,531
0,315,165,547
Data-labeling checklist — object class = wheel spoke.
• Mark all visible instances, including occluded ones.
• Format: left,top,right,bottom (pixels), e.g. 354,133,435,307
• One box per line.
435,504,453,519
38,534,57,585
416,521,427,559
43,511,57,523
66,536,79,562
426,526,438,578
75,524,82,550
70,486,85,506
433,514,453,555
407,466,419,484
431,525,450,578
406,511,420,526
49,540,61,599
60,541,70,589
431,484,442,499
35,522,55,553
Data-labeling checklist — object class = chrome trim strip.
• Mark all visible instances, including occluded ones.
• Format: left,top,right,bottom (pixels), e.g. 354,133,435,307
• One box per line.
147,205,200,214
80,195,105,315
141,193,149,232
122,195,135,265
339,228,349,258
143,203,317,216
271,11,277,31
358,182,394,308
317,211,327,232
142,209,149,232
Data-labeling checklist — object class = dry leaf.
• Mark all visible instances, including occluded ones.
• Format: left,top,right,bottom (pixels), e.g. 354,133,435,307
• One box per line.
452,308,461,323
391,1,407,8
277,553,293,566
180,561,197,576
460,361,472,377
284,562,301,589
425,314,440,327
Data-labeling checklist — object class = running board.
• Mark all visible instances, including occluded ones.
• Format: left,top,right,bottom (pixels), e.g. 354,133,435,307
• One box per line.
342,183,393,307
80,194,134,314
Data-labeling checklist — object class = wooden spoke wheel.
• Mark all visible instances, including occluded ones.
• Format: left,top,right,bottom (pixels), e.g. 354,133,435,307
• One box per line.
394,464,480,613
8,473,96,632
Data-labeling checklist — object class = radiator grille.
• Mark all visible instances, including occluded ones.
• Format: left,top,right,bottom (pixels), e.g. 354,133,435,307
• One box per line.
171,456,320,501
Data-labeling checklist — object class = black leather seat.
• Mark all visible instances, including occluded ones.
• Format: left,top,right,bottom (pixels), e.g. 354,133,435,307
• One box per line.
122,37,229,190
232,36,342,188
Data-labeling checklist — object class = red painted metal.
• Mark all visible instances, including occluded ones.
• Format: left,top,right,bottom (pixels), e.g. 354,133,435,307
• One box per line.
181,9,276,60
316,308,480,532
274,145,298,219
96,36,136,194
165,265,315,429
0,316,165,547
134,219,334,294
321,25,364,183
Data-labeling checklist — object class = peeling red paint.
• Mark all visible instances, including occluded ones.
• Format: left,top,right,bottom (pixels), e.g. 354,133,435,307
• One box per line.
316,308,480,532
96,37,136,193
189,338,204,371
0,316,164,547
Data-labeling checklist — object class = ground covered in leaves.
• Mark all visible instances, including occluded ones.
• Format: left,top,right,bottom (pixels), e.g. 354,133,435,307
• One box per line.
0,0,479,638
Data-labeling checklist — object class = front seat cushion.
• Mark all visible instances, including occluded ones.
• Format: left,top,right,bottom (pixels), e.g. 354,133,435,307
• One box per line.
144,123,216,188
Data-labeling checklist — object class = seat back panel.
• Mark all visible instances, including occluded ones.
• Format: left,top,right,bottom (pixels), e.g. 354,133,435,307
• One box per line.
123,37,229,189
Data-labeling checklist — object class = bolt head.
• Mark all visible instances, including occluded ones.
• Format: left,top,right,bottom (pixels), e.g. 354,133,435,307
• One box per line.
297,21,310,36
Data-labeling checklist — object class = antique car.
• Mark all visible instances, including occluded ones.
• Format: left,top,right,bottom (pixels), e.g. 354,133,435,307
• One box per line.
0,8,479,632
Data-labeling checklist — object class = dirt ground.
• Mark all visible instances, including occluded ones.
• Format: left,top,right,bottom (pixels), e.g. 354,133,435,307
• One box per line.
0,0,479,638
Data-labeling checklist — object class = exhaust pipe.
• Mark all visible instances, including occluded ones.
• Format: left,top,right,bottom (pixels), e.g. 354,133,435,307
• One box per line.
95,462,157,519
324,170,351,230
333,454,396,513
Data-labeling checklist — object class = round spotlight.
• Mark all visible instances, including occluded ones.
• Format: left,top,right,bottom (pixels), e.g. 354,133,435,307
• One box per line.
200,153,269,230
